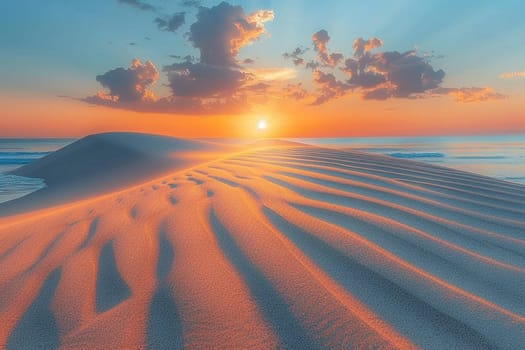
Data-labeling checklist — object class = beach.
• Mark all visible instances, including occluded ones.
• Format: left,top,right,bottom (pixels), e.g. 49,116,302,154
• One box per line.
1,132,524,349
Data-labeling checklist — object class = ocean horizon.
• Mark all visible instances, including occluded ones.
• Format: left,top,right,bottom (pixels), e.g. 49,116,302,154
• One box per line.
0,135,524,204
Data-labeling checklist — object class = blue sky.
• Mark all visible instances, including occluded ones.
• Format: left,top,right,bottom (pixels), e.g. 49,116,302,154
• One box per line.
3,0,524,95
1,0,524,137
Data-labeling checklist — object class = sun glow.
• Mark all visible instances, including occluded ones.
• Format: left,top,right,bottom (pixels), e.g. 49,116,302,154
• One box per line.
257,120,267,130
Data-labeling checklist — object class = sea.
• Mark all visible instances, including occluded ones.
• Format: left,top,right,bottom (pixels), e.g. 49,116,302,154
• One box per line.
0,135,524,205
293,135,525,185
0,138,74,204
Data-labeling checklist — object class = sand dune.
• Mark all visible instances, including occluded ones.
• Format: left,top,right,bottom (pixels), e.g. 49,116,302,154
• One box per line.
2,133,238,216
1,133,524,349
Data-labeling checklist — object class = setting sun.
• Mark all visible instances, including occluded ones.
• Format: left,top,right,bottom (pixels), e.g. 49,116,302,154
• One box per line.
1,1,524,349
257,119,267,130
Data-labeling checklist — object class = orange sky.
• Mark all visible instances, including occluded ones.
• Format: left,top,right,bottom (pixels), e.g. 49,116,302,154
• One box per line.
3,2,525,139
2,92,524,138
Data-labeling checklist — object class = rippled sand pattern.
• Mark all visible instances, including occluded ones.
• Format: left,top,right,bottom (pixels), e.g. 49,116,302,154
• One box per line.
1,145,524,349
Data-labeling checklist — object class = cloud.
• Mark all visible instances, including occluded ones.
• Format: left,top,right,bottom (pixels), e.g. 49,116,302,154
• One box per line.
85,2,276,114
90,59,158,102
435,87,506,102
283,83,309,100
164,62,249,97
242,58,255,64
246,67,297,82
311,70,350,105
352,37,383,58
283,47,308,66
189,2,274,67
155,12,185,32
499,71,525,79
312,30,343,67
85,59,248,114
284,31,502,105
307,33,445,104
353,49,445,98
118,0,156,11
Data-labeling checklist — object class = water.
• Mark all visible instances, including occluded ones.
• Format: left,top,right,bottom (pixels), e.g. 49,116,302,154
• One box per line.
0,135,524,205
0,139,74,204
292,135,525,185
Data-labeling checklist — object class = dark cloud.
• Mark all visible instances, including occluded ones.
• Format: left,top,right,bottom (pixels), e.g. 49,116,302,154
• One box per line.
243,58,255,64
164,62,249,97
284,31,499,105
118,0,156,11
129,42,137,46
155,12,185,32
85,59,248,114
305,61,320,70
343,46,445,101
283,47,308,66
312,30,343,67
311,70,350,105
189,1,274,67
92,59,158,102
344,49,445,99
85,2,276,114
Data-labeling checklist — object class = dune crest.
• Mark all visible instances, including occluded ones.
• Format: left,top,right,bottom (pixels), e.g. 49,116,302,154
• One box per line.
2,133,239,216
1,134,524,349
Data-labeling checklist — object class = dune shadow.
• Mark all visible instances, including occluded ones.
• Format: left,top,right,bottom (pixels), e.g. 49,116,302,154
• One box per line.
146,284,183,350
78,217,99,251
95,241,131,313
0,237,28,262
262,206,493,350
168,195,177,205
147,227,183,349
7,268,62,350
27,231,67,272
130,206,138,219
187,176,203,185
208,175,239,188
209,209,318,350
155,228,174,280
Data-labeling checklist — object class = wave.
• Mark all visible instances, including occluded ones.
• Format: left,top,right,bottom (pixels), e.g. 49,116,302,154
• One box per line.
452,156,506,160
0,174,46,203
387,152,445,159
0,152,51,165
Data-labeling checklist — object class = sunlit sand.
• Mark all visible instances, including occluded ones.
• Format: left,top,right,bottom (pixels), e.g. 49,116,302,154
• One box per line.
1,132,524,349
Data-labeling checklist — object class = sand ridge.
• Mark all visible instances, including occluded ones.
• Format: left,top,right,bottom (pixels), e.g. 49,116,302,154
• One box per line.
0,133,524,349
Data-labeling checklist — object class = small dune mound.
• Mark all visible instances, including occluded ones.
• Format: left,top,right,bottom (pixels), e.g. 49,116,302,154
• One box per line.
11,132,225,188
2,132,235,215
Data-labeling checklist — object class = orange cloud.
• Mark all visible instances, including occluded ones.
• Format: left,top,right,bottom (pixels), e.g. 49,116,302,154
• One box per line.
90,59,158,103
312,30,343,67
435,87,506,103
499,71,525,79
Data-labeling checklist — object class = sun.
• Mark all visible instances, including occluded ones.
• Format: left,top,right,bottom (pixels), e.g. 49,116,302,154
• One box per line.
257,119,267,130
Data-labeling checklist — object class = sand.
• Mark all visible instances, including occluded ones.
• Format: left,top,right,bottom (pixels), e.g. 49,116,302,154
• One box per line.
0,132,524,349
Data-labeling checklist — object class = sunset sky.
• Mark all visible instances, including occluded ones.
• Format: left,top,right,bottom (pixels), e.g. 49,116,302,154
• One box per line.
1,0,524,137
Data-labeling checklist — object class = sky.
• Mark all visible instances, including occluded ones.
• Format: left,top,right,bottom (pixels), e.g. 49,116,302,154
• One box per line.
1,0,524,138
